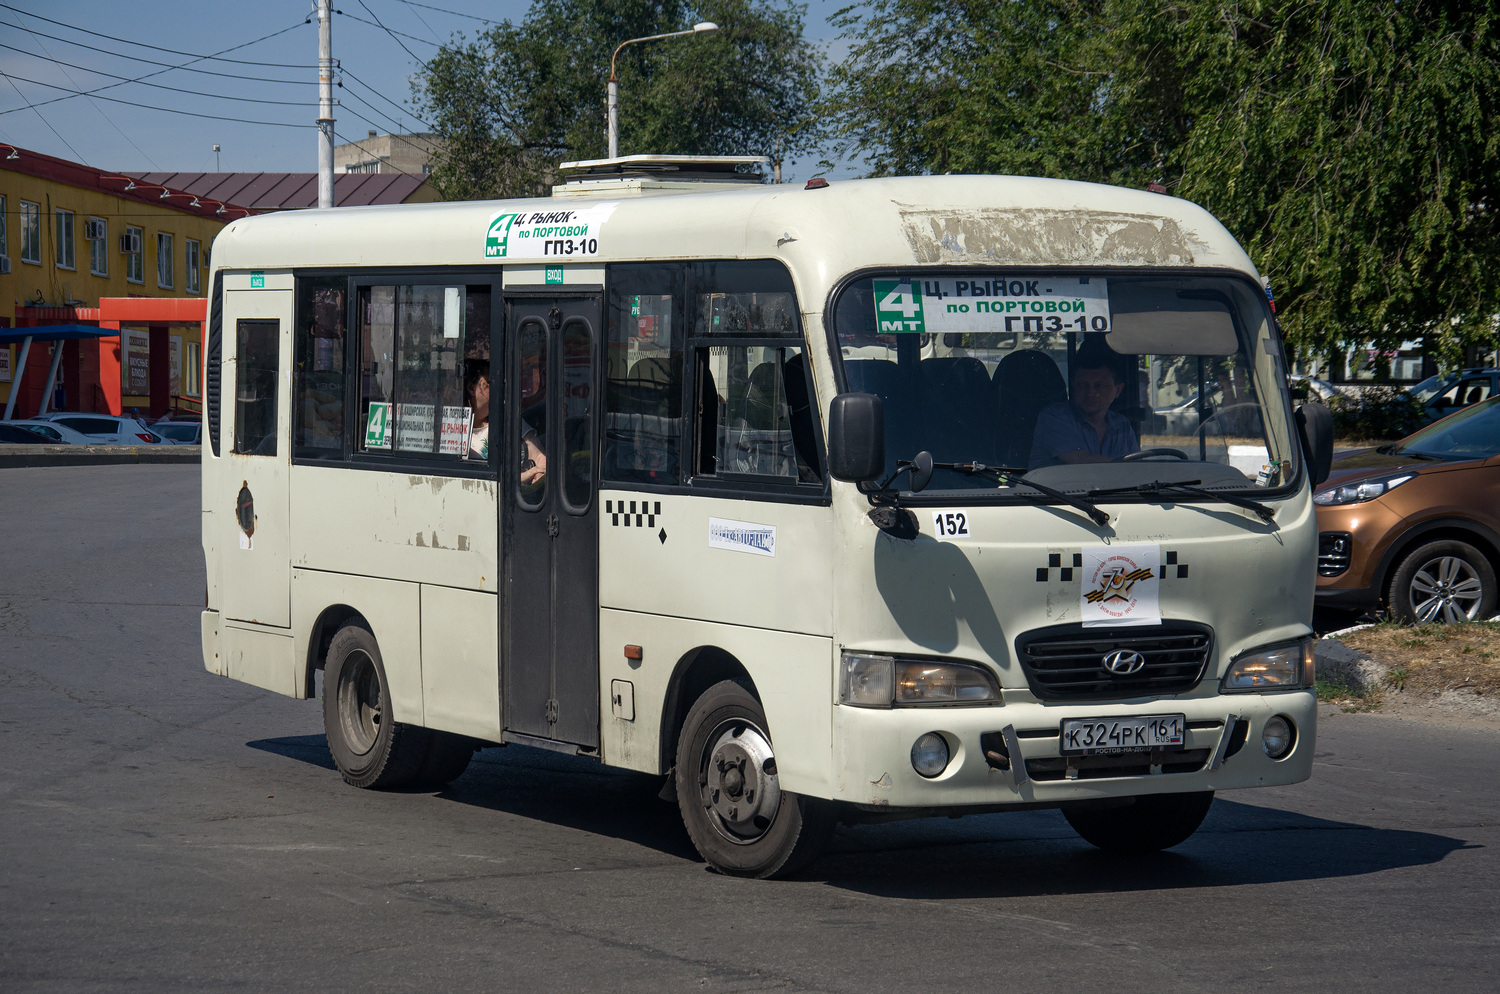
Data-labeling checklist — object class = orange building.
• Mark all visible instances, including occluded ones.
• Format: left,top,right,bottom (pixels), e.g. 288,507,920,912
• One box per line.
1,144,247,419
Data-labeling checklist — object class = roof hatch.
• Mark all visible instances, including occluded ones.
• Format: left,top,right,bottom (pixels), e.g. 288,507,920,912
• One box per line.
553,154,769,198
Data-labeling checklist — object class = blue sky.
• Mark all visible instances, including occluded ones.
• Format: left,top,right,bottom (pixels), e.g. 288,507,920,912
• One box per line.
0,1,857,182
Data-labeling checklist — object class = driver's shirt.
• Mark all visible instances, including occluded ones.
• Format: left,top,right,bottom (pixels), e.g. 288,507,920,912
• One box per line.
1029,401,1139,469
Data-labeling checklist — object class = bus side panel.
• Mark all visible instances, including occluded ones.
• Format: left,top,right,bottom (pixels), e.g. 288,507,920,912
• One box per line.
598,608,835,797
291,568,423,724
420,584,501,742
290,465,497,593
222,623,296,697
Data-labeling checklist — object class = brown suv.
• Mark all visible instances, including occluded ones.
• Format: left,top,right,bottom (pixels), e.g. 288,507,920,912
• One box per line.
1315,396,1500,622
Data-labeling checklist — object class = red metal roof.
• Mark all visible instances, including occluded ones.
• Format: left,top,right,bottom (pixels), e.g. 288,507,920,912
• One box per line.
0,145,254,220
125,171,432,210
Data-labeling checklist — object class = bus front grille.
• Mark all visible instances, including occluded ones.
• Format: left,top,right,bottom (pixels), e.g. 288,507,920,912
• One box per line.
1013,623,1213,700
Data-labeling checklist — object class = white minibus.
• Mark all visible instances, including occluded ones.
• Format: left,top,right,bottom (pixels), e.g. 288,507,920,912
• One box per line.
201,156,1333,877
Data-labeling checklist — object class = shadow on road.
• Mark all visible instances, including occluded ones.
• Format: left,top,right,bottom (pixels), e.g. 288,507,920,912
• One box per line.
247,736,1472,892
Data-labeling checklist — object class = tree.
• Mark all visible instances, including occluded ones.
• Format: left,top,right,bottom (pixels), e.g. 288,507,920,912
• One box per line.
414,0,824,201
824,1,1500,365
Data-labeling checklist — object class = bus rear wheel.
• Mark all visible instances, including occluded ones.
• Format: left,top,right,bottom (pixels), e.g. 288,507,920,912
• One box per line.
674,680,833,879
323,622,429,789
1063,791,1214,853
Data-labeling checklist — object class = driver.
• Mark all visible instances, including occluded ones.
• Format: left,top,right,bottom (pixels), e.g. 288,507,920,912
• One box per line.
1028,345,1139,468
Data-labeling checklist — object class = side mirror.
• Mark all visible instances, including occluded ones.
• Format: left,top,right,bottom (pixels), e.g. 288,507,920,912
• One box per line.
1296,402,1333,487
827,392,885,482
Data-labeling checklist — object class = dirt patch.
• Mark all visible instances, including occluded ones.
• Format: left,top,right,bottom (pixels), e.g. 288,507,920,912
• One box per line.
1339,621,1500,698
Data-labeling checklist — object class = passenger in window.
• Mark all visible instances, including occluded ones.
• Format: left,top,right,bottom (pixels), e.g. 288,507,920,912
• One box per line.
1029,344,1139,468
519,359,548,487
467,361,490,459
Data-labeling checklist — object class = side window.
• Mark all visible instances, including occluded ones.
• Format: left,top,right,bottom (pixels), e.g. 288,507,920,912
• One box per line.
234,319,280,455
688,261,821,487
294,277,347,457
603,264,685,485
355,282,492,466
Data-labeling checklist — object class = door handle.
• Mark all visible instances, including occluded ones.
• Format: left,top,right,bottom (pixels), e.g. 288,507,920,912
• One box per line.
547,513,559,537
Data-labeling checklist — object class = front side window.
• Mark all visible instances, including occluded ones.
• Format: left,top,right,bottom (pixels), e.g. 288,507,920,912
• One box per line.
125,226,143,283
355,282,492,464
833,273,1300,498
186,239,201,293
54,210,75,269
20,200,41,264
294,277,348,456
157,232,173,288
602,259,820,491
88,217,107,276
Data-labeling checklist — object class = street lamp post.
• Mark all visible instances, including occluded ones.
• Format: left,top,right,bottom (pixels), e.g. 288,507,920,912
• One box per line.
607,22,718,160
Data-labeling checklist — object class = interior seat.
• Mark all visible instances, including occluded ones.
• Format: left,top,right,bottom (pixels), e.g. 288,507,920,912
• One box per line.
993,351,1067,469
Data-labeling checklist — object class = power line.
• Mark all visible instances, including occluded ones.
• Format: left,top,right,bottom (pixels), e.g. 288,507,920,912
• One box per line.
393,0,499,25
0,4,315,69
0,72,315,128
339,66,430,129
0,43,315,108
0,70,85,161
341,7,441,52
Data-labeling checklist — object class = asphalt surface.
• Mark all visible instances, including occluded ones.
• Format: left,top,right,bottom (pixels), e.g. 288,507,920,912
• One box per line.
2,464,1497,993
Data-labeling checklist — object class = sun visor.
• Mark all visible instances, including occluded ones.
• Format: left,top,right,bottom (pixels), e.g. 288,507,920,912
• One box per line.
1106,286,1237,355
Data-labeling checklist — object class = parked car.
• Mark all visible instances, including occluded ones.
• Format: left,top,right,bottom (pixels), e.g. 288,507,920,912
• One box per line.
2,419,93,444
1287,374,1343,403
1407,367,1498,425
1314,396,1500,622
29,412,163,444
152,422,202,444
0,422,61,444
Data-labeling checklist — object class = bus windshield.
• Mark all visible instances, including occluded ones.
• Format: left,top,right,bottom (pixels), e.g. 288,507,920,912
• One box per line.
833,273,1301,497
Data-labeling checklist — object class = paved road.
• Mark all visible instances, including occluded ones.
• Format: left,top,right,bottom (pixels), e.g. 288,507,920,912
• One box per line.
2,464,1497,993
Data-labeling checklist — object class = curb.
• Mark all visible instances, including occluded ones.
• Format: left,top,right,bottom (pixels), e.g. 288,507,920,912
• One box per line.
0,444,200,467
1316,637,1387,693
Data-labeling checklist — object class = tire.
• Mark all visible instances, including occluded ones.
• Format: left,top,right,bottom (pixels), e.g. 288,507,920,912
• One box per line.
417,731,477,787
1388,539,1497,624
674,680,834,878
322,622,430,789
1063,791,1214,853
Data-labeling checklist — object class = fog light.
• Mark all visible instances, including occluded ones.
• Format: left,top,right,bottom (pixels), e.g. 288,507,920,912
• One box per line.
1262,715,1294,759
911,732,950,778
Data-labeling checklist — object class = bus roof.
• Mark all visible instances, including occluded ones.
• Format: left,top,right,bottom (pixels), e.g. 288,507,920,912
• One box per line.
209,174,1259,303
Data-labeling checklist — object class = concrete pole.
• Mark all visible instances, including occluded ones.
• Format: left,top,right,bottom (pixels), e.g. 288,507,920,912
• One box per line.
3,336,33,420
37,340,65,416
317,0,335,209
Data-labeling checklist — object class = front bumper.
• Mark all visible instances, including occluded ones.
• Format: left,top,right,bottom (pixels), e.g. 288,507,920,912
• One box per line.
829,691,1315,809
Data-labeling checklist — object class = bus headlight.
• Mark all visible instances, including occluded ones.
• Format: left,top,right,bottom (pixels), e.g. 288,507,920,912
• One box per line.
840,652,1001,707
1222,638,1317,692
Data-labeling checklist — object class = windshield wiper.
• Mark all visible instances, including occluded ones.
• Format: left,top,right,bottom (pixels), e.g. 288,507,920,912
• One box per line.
1088,479,1277,523
939,461,1111,527
1376,444,1442,460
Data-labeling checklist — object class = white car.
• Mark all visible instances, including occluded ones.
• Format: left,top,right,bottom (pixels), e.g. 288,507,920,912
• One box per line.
4,419,96,444
30,412,163,444
152,421,202,444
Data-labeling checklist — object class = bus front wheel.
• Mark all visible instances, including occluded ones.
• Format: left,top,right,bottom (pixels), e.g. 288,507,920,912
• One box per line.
674,680,833,878
1063,791,1214,853
323,622,429,789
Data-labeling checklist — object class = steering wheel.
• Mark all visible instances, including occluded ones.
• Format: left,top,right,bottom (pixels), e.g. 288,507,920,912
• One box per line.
1119,447,1188,461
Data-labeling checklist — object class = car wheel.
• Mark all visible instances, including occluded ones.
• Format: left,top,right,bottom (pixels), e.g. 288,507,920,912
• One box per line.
1388,539,1497,624
322,622,429,789
1063,791,1214,853
674,680,834,878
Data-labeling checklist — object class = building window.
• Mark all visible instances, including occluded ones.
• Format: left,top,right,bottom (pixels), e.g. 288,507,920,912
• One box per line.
0,195,8,265
185,340,201,397
124,226,143,283
87,217,108,276
54,209,75,269
20,200,41,265
186,239,201,293
157,232,173,288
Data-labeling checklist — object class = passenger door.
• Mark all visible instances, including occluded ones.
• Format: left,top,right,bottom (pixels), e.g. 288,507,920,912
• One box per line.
502,294,601,748
218,287,292,629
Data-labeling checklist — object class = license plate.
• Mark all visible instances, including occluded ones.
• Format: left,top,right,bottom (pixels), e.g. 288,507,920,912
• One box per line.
1060,714,1185,755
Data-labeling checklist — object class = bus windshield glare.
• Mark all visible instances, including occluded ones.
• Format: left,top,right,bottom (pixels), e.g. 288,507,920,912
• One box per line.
833,273,1301,496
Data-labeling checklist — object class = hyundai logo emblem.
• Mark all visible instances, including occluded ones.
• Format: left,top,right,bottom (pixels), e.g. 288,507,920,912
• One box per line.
1102,649,1146,676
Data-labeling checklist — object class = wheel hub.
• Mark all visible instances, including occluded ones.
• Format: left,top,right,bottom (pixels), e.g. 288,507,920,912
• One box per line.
702,722,781,842
1410,556,1484,623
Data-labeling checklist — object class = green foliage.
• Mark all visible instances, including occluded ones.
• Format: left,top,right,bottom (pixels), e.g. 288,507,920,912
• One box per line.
1327,386,1426,441
823,1,1500,364
413,0,823,201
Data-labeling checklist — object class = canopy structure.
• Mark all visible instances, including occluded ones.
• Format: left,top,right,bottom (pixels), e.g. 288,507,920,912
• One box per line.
1,325,117,421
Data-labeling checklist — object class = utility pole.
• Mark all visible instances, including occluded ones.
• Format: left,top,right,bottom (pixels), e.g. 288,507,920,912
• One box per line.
317,0,335,208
